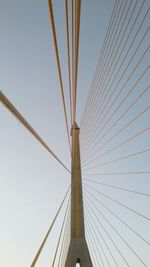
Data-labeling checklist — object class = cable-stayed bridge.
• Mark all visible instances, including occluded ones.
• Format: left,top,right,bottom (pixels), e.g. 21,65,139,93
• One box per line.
0,0,150,266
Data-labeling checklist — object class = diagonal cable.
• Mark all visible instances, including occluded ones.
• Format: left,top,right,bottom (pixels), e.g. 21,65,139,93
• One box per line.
80,0,118,131
58,207,70,267
81,105,150,162
0,91,70,173
85,207,120,267
84,184,150,221
83,6,149,149
65,0,72,125
83,148,150,170
81,0,130,143
48,0,70,150
83,171,150,176
30,186,70,267
83,178,150,197
82,126,150,167
85,192,147,266
72,0,81,122
85,211,107,267
80,0,124,143
82,52,150,158
51,195,70,267
82,50,150,157
81,0,146,148
80,0,147,149
85,209,111,267
84,188,150,246
85,221,98,267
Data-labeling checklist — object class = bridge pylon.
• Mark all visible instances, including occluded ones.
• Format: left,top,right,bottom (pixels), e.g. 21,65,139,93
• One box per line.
65,122,93,267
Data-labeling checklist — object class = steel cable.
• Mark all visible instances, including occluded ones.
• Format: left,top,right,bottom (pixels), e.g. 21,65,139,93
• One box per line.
81,0,134,147
82,47,150,157
85,223,98,267
85,205,123,267
30,186,70,267
65,0,73,125
52,195,70,267
80,0,124,141
83,171,150,176
84,184,150,221
81,105,150,163
85,216,109,267
81,8,149,153
80,0,118,130
85,193,147,266
81,1,136,147
82,126,150,167
80,0,119,132
0,91,70,173
72,0,81,122
58,207,70,267
81,0,147,150
82,82,150,161
84,188,150,246
83,178,150,197
48,0,70,150
85,213,106,267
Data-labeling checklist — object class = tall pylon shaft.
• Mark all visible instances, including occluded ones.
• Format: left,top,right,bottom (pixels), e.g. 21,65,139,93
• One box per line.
65,122,93,266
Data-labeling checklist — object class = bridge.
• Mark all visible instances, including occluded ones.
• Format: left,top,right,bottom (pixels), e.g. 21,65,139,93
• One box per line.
0,0,150,266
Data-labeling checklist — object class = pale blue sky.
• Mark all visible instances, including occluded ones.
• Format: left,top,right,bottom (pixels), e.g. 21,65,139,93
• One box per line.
0,0,150,266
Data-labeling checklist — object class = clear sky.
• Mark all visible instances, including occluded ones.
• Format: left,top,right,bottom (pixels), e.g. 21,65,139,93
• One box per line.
0,0,150,266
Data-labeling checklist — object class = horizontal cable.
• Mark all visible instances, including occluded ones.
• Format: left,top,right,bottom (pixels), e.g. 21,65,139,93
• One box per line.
84,184,150,221
83,178,150,197
83,148,150,170
0,91,70,173
82,126,150,167
85,192,147,266
84,188,150,246
48,0,70,150
30,186,70,267
83,172,150,176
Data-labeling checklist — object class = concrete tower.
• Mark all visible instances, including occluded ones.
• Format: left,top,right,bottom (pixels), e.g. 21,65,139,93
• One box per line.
65,122,93,267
